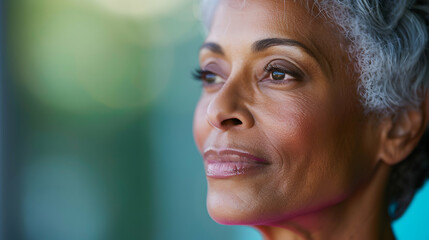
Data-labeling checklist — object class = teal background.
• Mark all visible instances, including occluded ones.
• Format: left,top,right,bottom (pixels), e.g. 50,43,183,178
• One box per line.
2,0,428,239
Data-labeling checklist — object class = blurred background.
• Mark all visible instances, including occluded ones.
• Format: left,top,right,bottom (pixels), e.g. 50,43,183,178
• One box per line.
0,0,428,239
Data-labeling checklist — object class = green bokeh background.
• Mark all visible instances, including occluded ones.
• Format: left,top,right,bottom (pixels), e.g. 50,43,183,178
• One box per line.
6,0,236,239
3,0,429,239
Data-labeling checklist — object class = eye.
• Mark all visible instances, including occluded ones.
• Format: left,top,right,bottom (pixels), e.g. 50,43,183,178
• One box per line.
271,70,286,81
192,68,224,85
263,63,298,83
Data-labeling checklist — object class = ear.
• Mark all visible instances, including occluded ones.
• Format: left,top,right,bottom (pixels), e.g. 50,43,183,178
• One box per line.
378,92,429,165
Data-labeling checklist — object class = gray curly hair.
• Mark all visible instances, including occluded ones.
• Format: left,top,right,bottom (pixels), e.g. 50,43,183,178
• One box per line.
199,0,429,220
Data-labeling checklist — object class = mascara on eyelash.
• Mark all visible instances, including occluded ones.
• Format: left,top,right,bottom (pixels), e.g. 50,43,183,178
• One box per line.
192,68,220,86
264,63,300,79
264,63,289,74
192,68,206,81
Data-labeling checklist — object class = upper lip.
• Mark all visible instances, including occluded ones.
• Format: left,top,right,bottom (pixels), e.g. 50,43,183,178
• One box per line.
203,148,270,164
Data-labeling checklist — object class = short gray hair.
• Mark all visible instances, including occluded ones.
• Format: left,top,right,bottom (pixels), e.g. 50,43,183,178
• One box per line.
200,0,429,115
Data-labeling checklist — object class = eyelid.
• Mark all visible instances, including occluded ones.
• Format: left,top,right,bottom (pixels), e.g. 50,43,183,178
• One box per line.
200,57,230,80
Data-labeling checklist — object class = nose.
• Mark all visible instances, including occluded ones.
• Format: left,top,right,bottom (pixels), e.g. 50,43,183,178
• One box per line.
206,81,255,131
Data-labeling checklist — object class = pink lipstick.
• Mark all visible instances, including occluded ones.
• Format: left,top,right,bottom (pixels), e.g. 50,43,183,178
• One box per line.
203,148,269,178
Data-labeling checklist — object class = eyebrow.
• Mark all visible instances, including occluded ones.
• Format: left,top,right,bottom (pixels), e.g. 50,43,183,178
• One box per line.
200,38,316,59
251,38,315,58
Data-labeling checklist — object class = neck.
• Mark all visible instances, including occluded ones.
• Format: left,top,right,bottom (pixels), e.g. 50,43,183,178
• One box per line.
254,162,395,240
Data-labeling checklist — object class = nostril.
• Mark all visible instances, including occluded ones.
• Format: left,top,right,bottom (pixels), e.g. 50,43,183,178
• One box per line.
221,118,243,127
230,118,242,125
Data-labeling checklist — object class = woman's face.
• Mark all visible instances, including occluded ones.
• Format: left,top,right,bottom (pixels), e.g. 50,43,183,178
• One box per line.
193,0,381,225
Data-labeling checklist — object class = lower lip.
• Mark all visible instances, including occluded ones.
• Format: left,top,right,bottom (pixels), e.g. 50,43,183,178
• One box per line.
205,161,267,178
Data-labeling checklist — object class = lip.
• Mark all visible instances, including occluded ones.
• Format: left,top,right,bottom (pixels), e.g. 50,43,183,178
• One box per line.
203,148,269,178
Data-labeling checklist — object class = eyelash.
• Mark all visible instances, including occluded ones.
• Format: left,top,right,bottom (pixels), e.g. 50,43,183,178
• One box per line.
192,68,207,81
192,68,223,86
263,63,298,80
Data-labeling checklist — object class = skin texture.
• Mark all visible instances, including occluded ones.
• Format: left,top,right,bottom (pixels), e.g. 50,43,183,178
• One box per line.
193,0,428,239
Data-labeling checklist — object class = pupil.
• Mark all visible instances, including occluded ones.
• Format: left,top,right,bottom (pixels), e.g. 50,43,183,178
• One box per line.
272,71,285,80
205,73,216,83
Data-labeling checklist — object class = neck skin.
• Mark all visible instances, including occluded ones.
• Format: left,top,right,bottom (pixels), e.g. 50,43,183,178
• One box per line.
254,162,395,240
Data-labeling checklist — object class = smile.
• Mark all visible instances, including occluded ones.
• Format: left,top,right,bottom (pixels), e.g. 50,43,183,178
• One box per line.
203,148,269,178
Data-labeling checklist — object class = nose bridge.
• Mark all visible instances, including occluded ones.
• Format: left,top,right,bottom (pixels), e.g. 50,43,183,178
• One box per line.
206,71,254,130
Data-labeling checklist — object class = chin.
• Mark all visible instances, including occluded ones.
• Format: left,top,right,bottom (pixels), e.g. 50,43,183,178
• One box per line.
207,202,264,226
206,185,287,226
206,188,260,225
205,176,357,227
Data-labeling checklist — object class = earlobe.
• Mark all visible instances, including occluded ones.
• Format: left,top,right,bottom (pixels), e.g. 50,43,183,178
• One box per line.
378,94,429,165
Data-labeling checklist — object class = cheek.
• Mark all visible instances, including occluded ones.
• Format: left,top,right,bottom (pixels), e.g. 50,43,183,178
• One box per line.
193,96,210,152
258,92,362,206
259,92,323,160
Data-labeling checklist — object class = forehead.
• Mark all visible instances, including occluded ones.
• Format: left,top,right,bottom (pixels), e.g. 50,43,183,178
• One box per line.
208,0,324,40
